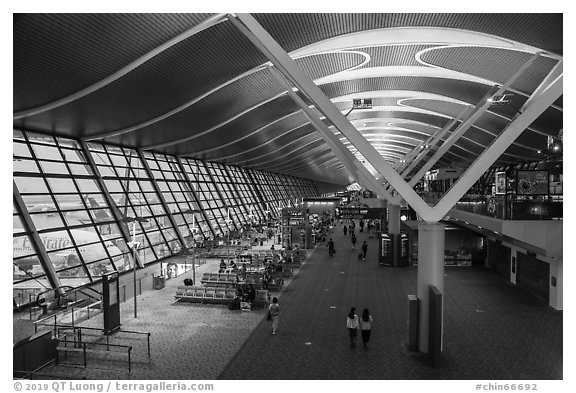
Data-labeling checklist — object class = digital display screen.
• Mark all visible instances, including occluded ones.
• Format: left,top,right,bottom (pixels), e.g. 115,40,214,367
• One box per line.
109,284,117,306
381,237,390,257
495,172,506,195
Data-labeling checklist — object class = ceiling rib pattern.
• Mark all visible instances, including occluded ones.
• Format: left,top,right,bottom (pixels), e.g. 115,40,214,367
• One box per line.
255,13,562,56
322,77,492,109
13,13,213,111
13,13,562,186
358,45,436,68
110,68,287,148
295,52,366,80
420,46,561,97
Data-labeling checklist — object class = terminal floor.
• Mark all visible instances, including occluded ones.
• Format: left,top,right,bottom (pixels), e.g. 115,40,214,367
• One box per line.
42,227,562,380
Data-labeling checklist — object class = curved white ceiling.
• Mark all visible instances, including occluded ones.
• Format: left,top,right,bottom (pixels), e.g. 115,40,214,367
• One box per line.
290,27,559,59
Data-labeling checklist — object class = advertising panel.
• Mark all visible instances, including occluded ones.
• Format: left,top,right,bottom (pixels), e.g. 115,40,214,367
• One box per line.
517,171,549,195
495,171,506,195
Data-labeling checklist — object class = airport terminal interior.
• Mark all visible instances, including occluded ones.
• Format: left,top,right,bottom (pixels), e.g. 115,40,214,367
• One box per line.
12,12,564,381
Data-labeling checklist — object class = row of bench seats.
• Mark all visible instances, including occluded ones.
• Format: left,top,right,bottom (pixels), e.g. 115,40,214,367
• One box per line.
174,286,236,304
200,273,238,287
174,285,268,307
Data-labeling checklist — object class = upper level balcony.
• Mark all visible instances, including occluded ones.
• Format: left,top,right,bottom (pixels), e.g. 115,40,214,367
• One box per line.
452,194,562,221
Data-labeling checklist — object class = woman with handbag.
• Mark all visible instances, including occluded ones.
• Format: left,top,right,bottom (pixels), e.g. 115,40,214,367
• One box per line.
346,307,360,348
360,308,373,349
268,297,280,335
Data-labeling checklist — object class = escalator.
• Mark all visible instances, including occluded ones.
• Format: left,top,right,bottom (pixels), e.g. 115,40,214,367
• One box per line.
32,286,104,332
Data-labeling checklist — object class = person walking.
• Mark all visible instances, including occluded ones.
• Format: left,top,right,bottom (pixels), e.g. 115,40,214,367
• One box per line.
328,238,335,257
269,297,280,335
360,308,373,349
343,225,348,237
359,219,365,232
361,240,368,261
351,232,357,249
346,307,360,348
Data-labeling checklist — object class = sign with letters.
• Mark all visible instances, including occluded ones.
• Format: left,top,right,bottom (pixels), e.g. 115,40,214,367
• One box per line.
336,207,386,219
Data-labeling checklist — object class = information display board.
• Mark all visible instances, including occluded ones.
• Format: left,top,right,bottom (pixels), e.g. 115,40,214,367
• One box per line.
336,207,386,219
379,233,392,266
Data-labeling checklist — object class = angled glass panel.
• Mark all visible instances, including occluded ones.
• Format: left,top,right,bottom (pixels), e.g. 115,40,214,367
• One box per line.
46,177,77,193
13,142,33,158
31,144,62,160
13,252,46,282
30,213,65,231
85,260,115,278
14,176,49,194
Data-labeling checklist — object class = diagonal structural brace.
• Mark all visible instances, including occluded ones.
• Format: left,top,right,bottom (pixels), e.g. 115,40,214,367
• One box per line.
430,60,563,221
399,106,472,178
268,66,401,204
230,13,560,223
408,52,541,187
230,13,432,219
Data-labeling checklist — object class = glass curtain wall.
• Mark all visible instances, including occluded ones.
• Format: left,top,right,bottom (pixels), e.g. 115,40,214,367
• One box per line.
86,143,181,264
141,152,212,247
226,165,264,224
13,129,332,307
13,131,132,304
180,158,226,238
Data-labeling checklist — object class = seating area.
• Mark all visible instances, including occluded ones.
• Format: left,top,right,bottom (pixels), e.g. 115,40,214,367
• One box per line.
174,285,269,308
174,286,236,304
173,241,308,310
200,273,238,287
205,244,250,259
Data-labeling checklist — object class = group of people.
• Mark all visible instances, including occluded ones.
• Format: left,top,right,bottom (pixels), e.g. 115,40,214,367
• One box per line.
265,299,374,350
236,283,256,302
219,259,238,273
262,262,283,289
346,307,373,349
326,235,368,260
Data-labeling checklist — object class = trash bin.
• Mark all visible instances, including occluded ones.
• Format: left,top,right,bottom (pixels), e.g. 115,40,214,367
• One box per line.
153,276,166,290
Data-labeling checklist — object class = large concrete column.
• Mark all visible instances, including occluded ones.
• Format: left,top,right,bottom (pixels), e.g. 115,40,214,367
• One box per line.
417,222,445,353
388,204,401,266
388,204,401,234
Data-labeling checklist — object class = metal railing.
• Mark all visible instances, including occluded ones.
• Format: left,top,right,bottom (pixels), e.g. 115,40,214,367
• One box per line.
55,325,151,359
419,192,563,220
34,300,103,333
57,332,133,373
452,195,562,220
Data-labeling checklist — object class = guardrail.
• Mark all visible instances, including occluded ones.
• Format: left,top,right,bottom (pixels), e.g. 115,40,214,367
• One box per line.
34,300,103,334
55,324,151,360
57,333,133,372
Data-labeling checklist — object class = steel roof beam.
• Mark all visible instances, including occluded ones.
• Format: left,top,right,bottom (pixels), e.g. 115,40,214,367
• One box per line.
230,13,424,214
229,13,561,223
267,66,401,203
395,106,471,175
430,60,562,221
407,52,542,187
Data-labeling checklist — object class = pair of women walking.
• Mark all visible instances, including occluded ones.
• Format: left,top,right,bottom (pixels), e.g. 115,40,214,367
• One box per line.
346,307,373,348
